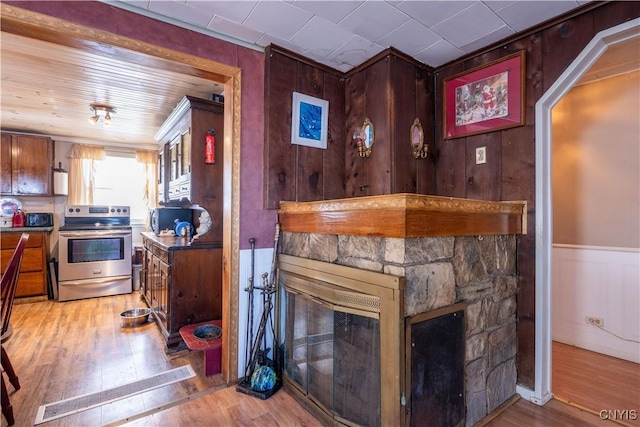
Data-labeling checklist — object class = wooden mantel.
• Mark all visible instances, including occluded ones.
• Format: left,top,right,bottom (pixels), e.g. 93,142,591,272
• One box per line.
278,193,527,238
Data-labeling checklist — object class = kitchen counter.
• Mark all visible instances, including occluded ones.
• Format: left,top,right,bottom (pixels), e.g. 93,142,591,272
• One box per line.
141,232,222,250
1,226,54,233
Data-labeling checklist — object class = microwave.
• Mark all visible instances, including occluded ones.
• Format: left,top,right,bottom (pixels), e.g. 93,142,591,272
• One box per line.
150,207,193,234
25,212,54,227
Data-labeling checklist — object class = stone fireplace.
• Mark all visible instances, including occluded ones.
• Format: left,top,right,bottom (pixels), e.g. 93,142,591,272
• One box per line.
277,194,526,427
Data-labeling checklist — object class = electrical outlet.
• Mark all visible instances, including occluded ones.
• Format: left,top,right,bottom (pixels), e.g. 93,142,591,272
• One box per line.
475,146,487,164
585,316,604,327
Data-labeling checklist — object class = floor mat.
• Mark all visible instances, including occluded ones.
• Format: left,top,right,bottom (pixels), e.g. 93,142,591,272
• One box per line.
34,365,195,425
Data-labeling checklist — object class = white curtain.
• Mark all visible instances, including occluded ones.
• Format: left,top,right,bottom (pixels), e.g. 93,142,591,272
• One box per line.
67,144,105,205
136,149,158,227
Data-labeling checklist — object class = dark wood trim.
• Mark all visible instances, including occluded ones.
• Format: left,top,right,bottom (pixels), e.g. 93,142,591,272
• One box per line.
266,44,344,77
345,47,434,78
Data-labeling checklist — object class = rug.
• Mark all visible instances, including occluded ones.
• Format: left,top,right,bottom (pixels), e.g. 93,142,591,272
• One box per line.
34,365,195,425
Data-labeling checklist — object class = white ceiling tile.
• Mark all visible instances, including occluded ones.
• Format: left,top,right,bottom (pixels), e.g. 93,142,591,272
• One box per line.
208,16,265,44
291,16,354,56
459,24,515,53
378,19,440,55
186,1,258,24
244,1,313,40
432,2,504,48
147,1,213,27
328,35,385,67
302,49,351,71
338,1,410,42
495,1,580,32
396,1,475,28
291,0,363,24
256,33,303,53
413,39,465,67
483,1,517,12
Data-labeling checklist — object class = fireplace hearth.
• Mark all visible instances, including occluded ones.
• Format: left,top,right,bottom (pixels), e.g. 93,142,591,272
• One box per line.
277,194,526,426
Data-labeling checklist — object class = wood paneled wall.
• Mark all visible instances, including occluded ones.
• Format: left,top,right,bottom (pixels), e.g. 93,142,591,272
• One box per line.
263,45,346,209
264,47,436,209
344,49,436,197
433,1,640,388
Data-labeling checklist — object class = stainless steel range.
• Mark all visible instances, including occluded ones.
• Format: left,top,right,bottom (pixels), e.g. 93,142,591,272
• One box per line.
58,205,132,302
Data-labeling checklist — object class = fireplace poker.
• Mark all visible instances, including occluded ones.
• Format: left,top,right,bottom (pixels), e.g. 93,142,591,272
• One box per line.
242,237,256,379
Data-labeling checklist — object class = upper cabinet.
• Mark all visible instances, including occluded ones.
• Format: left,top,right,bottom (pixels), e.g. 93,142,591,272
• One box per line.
155,96,224,244
1,132,54,196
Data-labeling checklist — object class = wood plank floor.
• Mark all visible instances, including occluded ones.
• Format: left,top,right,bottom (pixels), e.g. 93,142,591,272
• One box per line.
552,341,640,427
1,292,638,426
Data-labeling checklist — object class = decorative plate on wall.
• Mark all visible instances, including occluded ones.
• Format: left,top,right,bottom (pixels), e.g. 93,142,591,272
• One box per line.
0,198,23,216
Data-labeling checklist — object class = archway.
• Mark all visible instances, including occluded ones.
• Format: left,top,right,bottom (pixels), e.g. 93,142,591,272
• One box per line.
528,17,640,405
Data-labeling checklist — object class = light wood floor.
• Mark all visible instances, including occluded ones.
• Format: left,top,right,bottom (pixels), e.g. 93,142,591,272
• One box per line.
1,292,638,427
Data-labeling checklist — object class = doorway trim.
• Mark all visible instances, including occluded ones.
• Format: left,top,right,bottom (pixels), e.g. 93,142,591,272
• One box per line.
0,4,242,383
520,17,640,405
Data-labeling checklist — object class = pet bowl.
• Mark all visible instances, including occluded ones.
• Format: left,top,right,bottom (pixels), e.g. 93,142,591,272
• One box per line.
193,324,222,341
120,308,152,327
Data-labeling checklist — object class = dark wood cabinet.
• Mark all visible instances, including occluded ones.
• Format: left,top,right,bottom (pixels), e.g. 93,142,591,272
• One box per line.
141,232,222,349
1,132,54,196
155,96,224,245
0,231,50,297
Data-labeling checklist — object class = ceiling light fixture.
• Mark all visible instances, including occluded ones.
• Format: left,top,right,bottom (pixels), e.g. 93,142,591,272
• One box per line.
89,104,116,126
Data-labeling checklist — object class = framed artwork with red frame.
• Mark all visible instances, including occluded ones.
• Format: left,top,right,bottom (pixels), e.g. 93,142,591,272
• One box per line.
443,51,525,140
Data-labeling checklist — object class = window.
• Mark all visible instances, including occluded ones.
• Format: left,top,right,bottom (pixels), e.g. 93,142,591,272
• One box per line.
94,153,148,222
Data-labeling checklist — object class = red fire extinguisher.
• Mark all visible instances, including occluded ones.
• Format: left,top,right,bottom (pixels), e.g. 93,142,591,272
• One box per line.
205,129,216,164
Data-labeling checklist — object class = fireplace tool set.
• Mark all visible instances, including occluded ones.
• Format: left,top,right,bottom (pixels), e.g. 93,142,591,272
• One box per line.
236,224,282,399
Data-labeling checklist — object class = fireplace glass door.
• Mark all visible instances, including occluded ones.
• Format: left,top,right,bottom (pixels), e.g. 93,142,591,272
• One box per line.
282,287,381,426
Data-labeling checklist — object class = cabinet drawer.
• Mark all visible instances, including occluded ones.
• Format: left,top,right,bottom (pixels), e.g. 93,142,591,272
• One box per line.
152,245,169,264
1,232,43,248
16,271,46,297
1,247,43,272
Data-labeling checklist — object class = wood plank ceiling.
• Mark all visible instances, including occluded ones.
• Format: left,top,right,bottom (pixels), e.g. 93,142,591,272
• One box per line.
0,31,223,150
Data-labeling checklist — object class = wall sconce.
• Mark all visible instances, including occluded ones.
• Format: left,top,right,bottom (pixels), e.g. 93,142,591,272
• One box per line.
353,118,374,158
89,104,116,126
410,118,428,159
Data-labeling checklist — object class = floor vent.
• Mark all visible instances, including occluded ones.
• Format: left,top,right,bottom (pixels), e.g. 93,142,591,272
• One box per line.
35,365,195,424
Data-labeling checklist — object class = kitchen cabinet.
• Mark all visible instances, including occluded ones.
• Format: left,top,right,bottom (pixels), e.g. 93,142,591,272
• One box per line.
0,230,50,297
155,96,224,245
141,232,222,350
1,132,54,196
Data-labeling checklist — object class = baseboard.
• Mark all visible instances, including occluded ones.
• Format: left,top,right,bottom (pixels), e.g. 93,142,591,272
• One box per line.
516,384,554,406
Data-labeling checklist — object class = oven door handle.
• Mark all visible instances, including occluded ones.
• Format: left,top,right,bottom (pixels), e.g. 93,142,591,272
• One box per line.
59,275,133,286
59,230,132,238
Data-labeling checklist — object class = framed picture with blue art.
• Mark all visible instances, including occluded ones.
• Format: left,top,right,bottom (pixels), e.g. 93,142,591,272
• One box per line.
291,92,329,149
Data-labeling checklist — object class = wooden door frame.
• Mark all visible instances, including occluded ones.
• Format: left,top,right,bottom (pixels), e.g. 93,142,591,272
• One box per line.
0,4,242,384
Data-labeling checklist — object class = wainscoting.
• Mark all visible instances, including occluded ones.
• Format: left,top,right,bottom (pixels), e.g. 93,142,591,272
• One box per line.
552,244,640,363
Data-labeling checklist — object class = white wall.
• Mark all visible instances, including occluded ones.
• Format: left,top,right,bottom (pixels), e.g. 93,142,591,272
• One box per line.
552,245,640,363
552,71,640,248
551,71,640,361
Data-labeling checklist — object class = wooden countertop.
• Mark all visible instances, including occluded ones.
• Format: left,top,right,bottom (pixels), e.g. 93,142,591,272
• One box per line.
278,193,527,238
141,232,222,250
